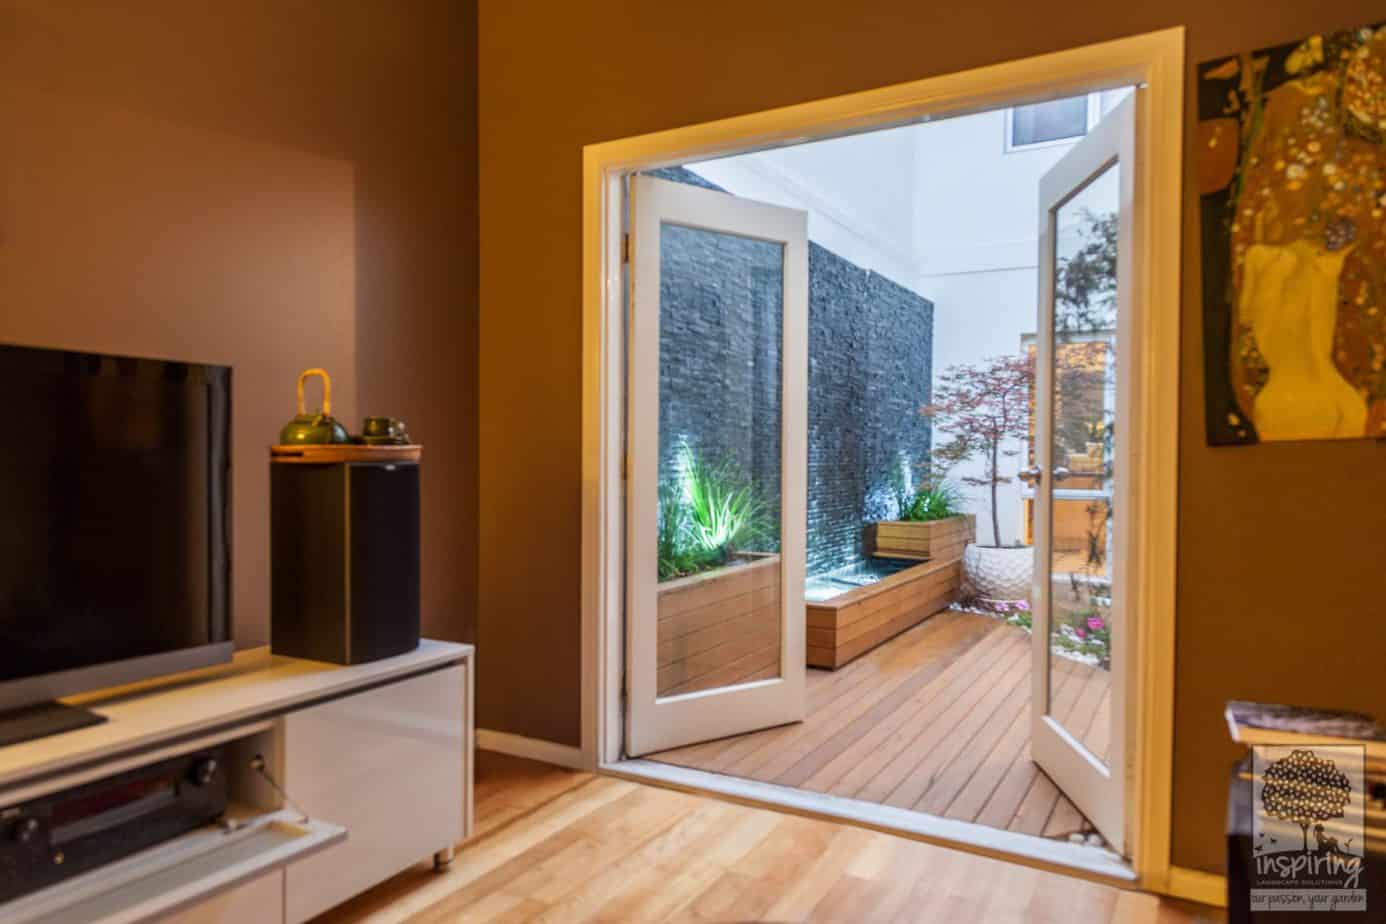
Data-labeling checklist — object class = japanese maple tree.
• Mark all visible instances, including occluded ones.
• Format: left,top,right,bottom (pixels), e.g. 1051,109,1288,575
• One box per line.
921,354,1035,546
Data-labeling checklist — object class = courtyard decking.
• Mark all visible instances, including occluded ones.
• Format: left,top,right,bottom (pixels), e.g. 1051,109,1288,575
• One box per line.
649,608,1108,840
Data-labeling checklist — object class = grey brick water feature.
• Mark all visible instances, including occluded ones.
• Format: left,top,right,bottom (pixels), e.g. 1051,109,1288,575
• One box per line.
650,166,933,575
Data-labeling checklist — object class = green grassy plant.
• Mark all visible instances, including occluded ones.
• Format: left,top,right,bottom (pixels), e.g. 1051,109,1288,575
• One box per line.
901,480,963,522
657,443,776,581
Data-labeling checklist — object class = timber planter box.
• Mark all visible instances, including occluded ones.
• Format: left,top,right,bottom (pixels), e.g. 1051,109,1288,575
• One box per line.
872,514,976,562
656,553,781,698
806,557,962,669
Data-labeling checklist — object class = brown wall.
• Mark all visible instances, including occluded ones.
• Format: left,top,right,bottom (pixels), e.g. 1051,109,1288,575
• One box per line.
1,1,478,647
478,1,1386,873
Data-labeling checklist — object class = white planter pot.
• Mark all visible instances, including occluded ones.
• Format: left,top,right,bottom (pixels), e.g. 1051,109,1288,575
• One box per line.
962,543,1034,603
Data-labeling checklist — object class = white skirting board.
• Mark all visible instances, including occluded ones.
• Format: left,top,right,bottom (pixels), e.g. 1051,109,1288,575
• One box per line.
477,729,587,769
1166,866,1228,908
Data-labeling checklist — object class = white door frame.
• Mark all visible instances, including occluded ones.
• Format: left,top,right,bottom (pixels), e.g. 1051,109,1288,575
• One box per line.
1031,95,1134,853
581,27,1183,893
625,175,808,756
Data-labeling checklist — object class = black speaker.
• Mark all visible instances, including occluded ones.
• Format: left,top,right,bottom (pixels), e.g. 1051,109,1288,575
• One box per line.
270,461,421,664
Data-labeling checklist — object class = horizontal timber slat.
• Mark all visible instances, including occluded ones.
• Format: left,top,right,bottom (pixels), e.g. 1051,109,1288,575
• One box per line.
657,619,780,694
661,641,781,698
659,584,780,643
807,566,960,634
657,554,780,619
872,515,975,561
806,558,962,670
656,555,781,698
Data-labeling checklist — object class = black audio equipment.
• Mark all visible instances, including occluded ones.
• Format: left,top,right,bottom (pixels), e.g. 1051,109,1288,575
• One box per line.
0,747,228,903
271,460,421,665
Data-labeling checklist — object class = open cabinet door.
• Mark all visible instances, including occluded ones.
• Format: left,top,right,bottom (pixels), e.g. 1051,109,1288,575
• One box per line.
1031,96,1136,853
625,175,807,757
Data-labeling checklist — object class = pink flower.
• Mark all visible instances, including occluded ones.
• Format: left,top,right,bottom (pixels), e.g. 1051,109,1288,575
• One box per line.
1074,627,1086,639
1015,600,1030,611
993,602,1008,613
1087,616,1105,632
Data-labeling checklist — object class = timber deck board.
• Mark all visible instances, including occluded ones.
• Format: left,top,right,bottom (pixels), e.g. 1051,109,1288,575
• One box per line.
648,608,1104,840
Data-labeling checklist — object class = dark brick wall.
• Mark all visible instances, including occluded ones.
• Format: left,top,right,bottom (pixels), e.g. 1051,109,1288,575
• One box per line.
650,167,932,575
657,221,785,546
806,252,933,573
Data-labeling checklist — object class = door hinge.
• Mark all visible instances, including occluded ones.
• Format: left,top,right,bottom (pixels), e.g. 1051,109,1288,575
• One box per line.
622,451,630,481
621,233,630,264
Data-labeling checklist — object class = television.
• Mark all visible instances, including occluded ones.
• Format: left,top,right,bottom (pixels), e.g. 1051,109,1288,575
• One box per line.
0,343,231,733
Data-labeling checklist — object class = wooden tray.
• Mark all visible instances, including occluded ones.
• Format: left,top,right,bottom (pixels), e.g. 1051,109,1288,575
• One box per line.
270,444,422,464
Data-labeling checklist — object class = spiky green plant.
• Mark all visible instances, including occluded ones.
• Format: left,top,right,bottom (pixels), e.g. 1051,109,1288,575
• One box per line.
657,479,688,581
657,443,776,581
902,480,963,522
657,478,720,581
679,442,773,554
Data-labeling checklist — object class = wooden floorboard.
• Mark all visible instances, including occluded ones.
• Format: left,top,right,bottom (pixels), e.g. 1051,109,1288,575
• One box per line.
800,622,1015,797
317,752,1223,923
648,609,1109,840
726,614,987,780
653,609,985,777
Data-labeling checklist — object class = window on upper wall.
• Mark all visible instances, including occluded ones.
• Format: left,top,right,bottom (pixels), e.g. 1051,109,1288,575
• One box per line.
1004,88,1134,152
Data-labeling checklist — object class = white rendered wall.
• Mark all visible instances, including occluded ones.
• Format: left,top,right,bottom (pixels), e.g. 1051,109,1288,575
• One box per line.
912,106,1078,546
691,124,922,295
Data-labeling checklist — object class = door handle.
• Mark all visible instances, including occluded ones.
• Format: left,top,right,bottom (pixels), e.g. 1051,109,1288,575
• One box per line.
1018,466,1042,486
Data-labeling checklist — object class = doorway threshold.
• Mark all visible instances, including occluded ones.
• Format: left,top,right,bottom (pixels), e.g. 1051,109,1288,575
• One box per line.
602,757,1136,886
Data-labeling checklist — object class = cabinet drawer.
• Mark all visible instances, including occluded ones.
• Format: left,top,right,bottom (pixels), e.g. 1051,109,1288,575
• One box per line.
0,811,340,924
284,665,465,923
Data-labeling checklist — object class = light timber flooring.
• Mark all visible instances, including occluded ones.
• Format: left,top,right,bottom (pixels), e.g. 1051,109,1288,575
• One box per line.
649,608,1110,840
319,751,1221,923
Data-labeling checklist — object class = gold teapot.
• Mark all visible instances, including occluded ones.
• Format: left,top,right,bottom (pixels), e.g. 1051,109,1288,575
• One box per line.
278,368,350,445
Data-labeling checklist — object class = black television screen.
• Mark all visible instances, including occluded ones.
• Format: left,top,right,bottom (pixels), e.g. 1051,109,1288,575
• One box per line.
0,344,231,707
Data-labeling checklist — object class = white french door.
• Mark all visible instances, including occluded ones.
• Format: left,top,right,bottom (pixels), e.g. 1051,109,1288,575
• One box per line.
625,175,808,757
1030,96,1137,853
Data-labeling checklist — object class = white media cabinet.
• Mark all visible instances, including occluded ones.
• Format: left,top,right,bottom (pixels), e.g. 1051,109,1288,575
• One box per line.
0,640,474,923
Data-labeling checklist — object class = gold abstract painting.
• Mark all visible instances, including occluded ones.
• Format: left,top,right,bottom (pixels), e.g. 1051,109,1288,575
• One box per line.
1199,22,1386,444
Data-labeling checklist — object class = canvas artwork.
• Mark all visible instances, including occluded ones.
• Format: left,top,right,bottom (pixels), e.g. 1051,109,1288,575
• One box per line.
1199,22,1386,445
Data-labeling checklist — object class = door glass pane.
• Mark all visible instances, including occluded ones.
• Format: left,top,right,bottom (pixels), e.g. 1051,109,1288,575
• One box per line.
655,222,784,699
1045,163,1118,766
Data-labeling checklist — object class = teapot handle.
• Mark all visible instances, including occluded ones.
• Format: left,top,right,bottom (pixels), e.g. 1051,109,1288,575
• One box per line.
296,368,332,416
